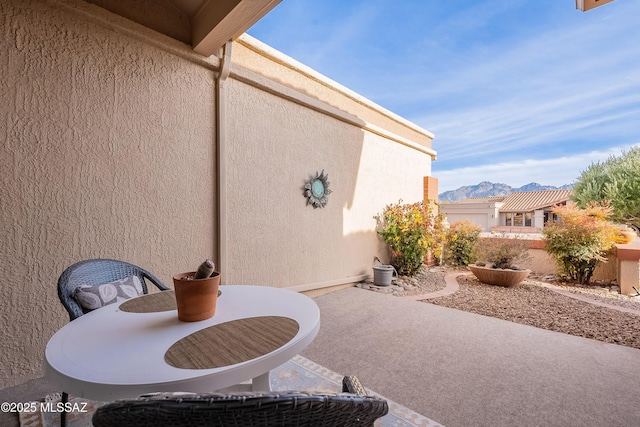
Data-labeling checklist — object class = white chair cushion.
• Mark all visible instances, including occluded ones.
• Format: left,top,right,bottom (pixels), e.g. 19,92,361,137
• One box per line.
74,276,143,311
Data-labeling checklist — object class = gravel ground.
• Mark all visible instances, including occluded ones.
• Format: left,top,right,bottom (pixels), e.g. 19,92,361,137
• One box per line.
362,266,640,350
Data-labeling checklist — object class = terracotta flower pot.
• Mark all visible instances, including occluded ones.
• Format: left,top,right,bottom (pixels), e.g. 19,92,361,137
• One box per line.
173,271,220,322
469,264,531,287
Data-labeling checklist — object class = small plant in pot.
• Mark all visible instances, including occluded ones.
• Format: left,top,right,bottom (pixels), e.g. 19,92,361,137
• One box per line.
469,234,532,287
173,259,220,322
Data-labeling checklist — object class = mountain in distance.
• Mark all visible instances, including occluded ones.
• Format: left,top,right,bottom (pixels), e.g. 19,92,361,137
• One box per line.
439,181,573,203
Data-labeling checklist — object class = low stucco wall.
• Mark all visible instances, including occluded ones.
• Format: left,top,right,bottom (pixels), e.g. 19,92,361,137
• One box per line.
1,0,436,388
615,244,640,295
490,239,617,282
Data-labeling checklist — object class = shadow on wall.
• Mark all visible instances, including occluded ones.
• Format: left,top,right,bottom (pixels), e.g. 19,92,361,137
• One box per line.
224,77,428,288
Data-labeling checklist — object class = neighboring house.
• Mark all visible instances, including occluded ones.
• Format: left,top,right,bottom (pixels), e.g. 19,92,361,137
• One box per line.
441,190,573,233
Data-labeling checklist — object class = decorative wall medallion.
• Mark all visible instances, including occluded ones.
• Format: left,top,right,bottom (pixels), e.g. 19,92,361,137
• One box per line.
304,170,332,208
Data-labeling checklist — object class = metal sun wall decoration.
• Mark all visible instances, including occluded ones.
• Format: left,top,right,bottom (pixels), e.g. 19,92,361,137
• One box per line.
304,170,332,208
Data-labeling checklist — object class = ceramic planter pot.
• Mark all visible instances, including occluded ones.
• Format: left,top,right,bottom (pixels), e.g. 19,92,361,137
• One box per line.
469,264,531,287
173,271,220,322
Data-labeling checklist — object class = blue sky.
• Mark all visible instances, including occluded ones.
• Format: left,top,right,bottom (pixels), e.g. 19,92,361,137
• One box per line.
247,0,640,193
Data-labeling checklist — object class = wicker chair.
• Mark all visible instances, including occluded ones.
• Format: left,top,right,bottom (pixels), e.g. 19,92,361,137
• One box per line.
92,376,388,427
57,258,169,321
56,258,169,427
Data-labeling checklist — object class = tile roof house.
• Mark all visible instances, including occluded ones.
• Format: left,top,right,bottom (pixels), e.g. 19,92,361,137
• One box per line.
441,190,573,233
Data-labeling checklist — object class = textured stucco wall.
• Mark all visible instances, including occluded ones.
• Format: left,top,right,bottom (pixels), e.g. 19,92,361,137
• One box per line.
226,37,435,289
225,78,432,287
1,0,216,388
523,248,616,282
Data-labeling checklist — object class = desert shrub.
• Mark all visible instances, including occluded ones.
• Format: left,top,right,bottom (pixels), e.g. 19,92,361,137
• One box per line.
444,220,482,266
572,147,640,232
474,234,531,269
542,203,619,285
375,200,446,276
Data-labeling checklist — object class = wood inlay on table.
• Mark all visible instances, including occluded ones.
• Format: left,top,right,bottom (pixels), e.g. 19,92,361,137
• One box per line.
164,316,300,369
119,290,177,313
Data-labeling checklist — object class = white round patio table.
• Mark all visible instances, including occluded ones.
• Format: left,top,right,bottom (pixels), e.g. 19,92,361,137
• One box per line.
45,285,320,401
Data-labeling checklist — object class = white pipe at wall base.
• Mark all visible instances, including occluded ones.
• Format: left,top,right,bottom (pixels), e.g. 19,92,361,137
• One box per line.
216,41,232,284
287,274,371,293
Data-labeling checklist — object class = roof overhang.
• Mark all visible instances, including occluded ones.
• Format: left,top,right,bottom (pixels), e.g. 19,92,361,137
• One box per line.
90,0,281,57
184,0,282,56
576,0,614,12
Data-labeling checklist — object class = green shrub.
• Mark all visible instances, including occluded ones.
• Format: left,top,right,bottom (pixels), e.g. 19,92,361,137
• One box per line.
572,147,640,232
542,203,619,285
444,220,482,266
375,200,446,276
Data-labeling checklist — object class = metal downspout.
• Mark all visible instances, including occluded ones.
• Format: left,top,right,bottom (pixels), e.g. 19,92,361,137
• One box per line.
216,41,232,283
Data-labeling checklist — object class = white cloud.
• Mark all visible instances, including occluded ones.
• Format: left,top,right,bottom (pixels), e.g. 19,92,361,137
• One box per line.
419,22,640,158
397,2,640,170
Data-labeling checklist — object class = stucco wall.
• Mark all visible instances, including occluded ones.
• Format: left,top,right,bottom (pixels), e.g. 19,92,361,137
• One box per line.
523,247,616,282
489,240,617,282
225,77,431,287
0,0,435,388
1,0,216,388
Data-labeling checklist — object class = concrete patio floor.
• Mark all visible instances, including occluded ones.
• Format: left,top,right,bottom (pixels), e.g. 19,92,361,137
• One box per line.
3,284,640,427
300,286,640,427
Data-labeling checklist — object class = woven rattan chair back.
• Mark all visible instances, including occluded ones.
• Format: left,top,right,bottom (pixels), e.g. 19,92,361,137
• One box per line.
92,390,389,427
55,258,169,427
57,258,168,321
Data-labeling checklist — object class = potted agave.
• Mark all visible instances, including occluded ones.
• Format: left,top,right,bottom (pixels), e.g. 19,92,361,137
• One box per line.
469,235,532,287
173,259,220,322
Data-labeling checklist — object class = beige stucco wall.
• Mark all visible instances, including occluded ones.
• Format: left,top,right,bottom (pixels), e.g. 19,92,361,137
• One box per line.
225,76,431,287
1,0,436,388
517,247,616,282
1,0,217,388
475,237,617,282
